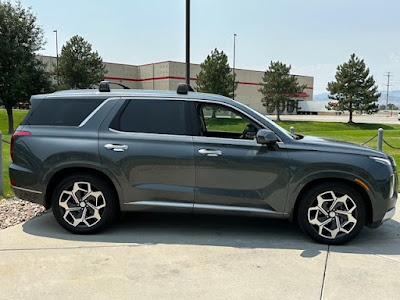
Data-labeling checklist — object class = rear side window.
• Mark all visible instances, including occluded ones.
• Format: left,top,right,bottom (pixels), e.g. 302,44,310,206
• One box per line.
26,98,104,126
110,99,190,135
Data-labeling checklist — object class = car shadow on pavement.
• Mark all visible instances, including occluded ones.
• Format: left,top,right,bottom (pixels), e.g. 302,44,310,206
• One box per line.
22,212,400,257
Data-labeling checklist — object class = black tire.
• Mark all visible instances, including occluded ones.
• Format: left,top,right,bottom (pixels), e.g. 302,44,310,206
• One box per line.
297,182,366,245
52,173,118,234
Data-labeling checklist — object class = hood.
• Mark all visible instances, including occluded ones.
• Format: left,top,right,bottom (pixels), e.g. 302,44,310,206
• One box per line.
293,135,387,158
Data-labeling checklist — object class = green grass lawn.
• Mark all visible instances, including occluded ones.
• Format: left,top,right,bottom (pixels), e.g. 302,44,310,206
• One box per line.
1,109,400,197
1,109,29,197
207,117,400,170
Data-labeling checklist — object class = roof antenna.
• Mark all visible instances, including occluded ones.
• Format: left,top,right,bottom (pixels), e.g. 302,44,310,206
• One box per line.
177,83,194,94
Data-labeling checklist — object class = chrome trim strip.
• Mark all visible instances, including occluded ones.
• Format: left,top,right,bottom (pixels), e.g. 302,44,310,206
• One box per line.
11,185,42,194
125,200,287,215
79,98,113,127
383,207,396,222
107,128,194,142
194,203,286,215
126,200,286,215
126,201,193,208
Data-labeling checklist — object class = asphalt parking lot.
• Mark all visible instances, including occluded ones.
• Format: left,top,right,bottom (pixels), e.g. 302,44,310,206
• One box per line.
0,207,399,300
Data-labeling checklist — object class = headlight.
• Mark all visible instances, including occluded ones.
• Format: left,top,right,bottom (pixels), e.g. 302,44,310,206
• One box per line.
370,156,391,166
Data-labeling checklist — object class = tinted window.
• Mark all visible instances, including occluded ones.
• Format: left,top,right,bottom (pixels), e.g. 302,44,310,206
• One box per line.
27,98,104,126
111,99,189,135
198,103,260,139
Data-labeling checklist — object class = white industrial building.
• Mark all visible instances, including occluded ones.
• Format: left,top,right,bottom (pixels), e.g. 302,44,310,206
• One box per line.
39,55,314,114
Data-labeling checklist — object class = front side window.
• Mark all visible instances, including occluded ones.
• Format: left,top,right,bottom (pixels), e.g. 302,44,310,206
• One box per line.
198,103,261,140
110,99,189,135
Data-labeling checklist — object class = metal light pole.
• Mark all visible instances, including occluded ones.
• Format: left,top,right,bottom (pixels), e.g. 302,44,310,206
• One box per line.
53,30,59,83
185,0,190,85
53,30,59,67
233,33,237,99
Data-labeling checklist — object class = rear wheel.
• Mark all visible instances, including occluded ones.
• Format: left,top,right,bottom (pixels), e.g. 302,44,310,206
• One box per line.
52,174,118,234
297,182,366,244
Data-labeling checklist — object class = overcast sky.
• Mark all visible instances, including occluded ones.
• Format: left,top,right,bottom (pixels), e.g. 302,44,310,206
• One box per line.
17,0,400,94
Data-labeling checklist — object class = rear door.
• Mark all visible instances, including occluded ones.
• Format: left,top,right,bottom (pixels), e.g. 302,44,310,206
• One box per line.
98,98,195,211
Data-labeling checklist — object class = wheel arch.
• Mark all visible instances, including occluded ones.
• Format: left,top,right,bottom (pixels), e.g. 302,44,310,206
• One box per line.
44,167,121,210
290,177,373,226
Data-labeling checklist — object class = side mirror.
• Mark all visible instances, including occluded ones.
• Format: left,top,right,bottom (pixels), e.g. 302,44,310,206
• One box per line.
256,129,277,145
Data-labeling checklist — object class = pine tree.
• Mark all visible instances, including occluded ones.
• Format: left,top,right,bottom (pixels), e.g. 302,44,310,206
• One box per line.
258,61,305,121
196,48,236,98
55,35,106,89
327,54,380,123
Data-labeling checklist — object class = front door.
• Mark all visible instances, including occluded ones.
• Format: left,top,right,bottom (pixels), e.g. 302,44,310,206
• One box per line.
193,102,290,214
98,98,195,210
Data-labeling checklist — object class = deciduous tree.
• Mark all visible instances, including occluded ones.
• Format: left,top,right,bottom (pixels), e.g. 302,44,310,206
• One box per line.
0,1,51,133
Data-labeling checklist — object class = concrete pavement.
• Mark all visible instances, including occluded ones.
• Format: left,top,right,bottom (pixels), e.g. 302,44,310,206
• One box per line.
0,209,399,299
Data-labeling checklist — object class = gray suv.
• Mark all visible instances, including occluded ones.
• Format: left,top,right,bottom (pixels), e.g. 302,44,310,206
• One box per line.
9,82,397,244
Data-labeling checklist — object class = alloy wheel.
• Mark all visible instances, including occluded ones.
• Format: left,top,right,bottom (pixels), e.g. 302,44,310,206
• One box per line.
58,181,106,228
307,190,358,239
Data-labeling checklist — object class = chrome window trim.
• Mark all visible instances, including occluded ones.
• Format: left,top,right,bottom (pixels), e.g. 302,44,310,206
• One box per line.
78,98,114,127
108,97,284,143
108,128,194,141
11,185,42,194
192,99,284,143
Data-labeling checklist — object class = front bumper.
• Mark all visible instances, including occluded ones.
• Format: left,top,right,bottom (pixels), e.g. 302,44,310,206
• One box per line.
11,185,46,207
383,207,396,222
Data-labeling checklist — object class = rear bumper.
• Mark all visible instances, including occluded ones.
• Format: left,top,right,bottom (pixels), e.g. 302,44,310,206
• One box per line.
11,185,46,207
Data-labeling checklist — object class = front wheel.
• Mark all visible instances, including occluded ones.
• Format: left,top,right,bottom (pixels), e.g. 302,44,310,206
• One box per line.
52,174,118,234
297,182,366,244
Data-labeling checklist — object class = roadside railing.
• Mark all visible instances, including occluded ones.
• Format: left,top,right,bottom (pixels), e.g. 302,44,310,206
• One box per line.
289,126,400,151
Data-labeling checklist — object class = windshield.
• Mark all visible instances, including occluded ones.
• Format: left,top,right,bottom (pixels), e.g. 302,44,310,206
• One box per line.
233,101,294,140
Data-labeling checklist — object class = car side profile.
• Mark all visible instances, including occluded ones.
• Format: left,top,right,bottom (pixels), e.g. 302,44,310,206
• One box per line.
9,82,397,244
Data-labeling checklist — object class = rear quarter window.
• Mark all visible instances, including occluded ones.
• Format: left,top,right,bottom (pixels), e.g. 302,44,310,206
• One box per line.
26,98,104,126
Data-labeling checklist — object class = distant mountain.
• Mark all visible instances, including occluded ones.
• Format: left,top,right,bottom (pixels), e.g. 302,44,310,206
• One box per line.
313,90,400,106
313,93,330,101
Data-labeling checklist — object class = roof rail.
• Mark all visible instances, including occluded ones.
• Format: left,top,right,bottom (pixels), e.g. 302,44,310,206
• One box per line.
177,83,194,94
97,81,130,91
108,82,130,89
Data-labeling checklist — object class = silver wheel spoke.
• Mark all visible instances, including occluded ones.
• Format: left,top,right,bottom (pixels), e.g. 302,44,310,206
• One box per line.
58,181,106,228
308,190,358,240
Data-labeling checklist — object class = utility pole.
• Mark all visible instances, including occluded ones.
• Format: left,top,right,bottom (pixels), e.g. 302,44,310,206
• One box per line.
185,0,190,85
384,72,392,116
53,30,59,84
233,33,237,100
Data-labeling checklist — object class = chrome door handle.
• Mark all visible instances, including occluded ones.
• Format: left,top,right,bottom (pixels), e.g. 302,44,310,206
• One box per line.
198,149,222,157
104,144,128,152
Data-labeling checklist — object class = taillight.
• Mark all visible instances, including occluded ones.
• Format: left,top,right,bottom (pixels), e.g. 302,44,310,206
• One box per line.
10,131,31,162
